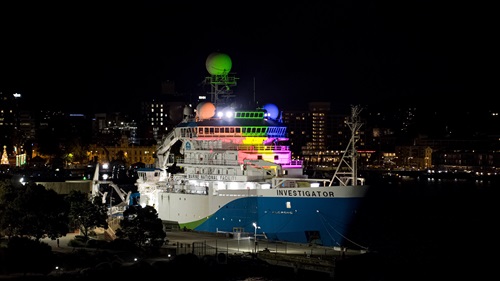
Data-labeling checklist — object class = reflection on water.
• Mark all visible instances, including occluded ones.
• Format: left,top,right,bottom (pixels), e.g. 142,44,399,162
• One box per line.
238,176,498,280
348,176,497,280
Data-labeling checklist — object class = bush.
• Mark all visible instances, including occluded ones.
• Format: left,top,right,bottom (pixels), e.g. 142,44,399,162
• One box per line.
68,238,86,248
86,239,110,249
74,235,87,242
108,238,139,252
5,237,55,275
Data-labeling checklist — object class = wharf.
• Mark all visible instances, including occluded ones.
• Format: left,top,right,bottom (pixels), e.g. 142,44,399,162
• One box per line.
43,230,369,279
165,230,366,257
257,251,336,275
164,230,368,278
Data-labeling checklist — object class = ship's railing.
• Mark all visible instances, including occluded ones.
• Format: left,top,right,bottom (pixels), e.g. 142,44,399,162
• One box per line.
189,142,291,152
172,159,240,166
272,177,331,188
281,159,304,168
173,158,301,168
153,181,171,191
169,233,357,259
180,125,287,139
237,144,290,151
171,157,302,168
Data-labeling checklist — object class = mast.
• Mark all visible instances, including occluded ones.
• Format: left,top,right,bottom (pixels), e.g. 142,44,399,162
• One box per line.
203,52,238,108
253,76,256,105
204,74,238,107
329,105,364,186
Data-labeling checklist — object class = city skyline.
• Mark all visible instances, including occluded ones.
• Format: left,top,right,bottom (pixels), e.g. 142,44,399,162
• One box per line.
2,88,500,176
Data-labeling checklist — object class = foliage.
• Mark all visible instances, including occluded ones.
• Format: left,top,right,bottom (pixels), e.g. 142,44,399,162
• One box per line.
4,236,55,275
107,238,138,252
0,179,17,236
67,237,87,248
34,113,92,163
36,126,64,158
65,190,108,241
116,205,166,254
0,180,69,240
65,138,89,164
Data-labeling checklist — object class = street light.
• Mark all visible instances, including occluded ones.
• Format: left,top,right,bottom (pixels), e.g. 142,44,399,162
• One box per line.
252,222,260,253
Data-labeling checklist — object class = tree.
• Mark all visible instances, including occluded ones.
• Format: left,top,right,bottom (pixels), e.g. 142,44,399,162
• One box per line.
65,138,89,165
5,236,55,276
36,126,63,158
65,190,108,241
116,205,166,254
0,179,18,237
0,181,69,240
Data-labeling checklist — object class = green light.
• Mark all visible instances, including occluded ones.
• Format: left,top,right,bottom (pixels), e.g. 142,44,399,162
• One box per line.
206,52,232,75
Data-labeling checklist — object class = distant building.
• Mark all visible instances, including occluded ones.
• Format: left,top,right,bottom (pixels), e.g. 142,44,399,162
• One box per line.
415,137,500,172
88,135,156,166
138,80,189,142
92,112,140,146
395,145,432,170
282,102,370,171
5,85,500,175
0,91,32,165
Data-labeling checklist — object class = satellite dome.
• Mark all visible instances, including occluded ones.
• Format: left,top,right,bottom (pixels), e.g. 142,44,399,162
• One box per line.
206,52,232,75
262,103,280,120
183,105,193,117
196,102,216,120
168,104,185,124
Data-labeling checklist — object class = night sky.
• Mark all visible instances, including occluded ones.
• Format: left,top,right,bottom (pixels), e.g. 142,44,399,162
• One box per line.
0,2,494,113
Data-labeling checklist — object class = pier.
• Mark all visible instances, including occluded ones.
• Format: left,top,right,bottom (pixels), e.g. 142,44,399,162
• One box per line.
162,230,367,278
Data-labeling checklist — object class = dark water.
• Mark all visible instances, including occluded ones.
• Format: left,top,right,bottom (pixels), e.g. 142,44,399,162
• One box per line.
238,176,499,280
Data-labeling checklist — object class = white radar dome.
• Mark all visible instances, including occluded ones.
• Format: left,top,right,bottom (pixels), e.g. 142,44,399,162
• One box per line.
183,105,194,117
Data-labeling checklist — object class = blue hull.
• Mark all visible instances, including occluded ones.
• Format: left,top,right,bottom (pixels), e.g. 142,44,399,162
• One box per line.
193,196,364,247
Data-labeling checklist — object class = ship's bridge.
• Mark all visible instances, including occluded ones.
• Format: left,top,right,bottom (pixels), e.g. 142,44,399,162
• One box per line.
177,110,287,139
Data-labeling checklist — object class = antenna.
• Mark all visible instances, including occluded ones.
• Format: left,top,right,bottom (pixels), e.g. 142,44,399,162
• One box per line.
204,52,238,107
329,105,364,186
253,77,256,105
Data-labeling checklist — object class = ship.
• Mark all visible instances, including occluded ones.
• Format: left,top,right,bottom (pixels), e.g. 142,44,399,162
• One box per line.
133,52,369,248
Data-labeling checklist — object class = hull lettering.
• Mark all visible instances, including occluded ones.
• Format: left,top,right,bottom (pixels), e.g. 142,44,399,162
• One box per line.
276,189,335,197
187,174,238,181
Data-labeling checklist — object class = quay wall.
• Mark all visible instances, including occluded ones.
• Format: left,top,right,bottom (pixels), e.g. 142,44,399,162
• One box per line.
36,180,92,195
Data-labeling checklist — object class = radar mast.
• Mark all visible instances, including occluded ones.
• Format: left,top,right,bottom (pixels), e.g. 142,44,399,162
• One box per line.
329,105,365,186
203,52,239,107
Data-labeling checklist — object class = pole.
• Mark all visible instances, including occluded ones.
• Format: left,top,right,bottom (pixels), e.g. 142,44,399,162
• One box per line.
253,77,256,105
109,183,112,218
254,226,257,253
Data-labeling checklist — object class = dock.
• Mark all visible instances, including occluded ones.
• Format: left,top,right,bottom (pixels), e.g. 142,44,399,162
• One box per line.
258,251,336,276
43,230,368,279
163,230,368,278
